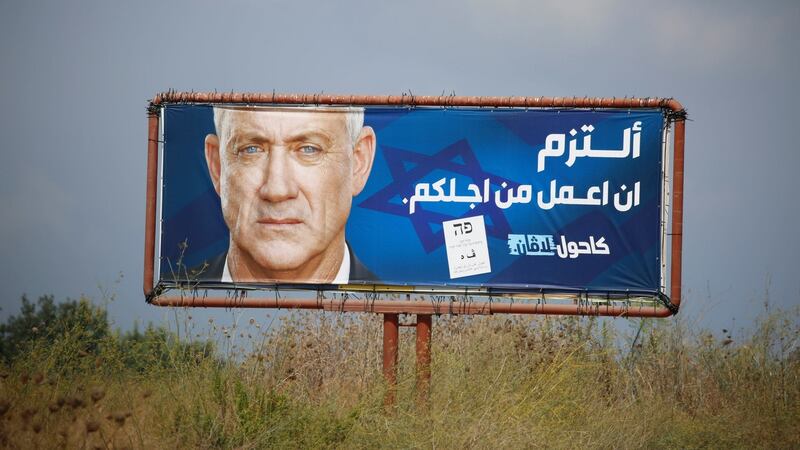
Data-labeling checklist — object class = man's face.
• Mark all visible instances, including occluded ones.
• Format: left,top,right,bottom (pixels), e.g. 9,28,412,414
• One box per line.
204,108,374,280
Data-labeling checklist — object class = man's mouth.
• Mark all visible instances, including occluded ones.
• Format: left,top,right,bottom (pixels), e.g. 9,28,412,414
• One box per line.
257,217,303,225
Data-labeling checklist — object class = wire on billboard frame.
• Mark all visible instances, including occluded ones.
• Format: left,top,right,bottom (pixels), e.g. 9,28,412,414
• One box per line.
144,93,686,319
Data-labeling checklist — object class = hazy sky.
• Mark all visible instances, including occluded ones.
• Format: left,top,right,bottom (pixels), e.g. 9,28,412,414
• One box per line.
1,0,798,333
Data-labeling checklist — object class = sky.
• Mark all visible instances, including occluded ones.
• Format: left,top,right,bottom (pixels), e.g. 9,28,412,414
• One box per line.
0,0,798,334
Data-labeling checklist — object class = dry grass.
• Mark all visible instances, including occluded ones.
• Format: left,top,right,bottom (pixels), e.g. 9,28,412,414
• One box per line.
0,304,798,449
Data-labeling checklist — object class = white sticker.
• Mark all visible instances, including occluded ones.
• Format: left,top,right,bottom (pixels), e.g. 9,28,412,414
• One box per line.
443,215,491,279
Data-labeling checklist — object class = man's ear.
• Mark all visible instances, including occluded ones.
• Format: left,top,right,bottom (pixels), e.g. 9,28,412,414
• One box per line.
204,134,222,196
351,126,376,197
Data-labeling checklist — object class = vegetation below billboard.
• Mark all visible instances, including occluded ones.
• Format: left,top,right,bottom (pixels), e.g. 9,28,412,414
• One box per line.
2,295,796,448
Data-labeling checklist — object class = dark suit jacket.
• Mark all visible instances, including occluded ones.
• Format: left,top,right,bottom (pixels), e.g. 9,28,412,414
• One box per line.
192,242,377,284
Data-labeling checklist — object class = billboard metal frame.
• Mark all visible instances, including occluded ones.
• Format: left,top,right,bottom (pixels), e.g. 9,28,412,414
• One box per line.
144,93,686,319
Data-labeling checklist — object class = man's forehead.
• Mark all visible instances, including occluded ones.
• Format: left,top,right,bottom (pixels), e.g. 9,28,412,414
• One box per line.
216,107,349,134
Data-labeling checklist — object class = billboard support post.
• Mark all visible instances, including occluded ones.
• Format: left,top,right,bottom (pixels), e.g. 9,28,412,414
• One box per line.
415,314,432,407
383,313,399,408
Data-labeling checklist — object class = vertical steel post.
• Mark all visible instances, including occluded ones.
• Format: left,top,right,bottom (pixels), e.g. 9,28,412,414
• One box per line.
415,314,432,406
670,118,686,308
143,114,158,298
383,313,399,407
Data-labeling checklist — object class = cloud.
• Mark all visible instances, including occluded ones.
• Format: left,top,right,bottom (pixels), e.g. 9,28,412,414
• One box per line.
0,165,77,240
456,0,797,73
650,2,796,70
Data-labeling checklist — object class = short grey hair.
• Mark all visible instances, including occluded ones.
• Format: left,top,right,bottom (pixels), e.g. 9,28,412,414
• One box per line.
344,107,365,146
213,105,365,147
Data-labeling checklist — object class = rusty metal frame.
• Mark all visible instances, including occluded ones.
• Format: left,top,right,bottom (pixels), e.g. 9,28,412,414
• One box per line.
144,93,685,318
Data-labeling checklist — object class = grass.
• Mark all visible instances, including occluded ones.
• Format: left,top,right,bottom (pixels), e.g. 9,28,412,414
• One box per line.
0,298,797,449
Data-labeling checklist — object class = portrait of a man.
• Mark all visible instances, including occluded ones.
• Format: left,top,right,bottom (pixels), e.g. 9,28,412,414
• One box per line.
199,106,377,284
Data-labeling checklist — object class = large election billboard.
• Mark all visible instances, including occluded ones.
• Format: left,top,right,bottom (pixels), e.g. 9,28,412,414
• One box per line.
151,101,675,300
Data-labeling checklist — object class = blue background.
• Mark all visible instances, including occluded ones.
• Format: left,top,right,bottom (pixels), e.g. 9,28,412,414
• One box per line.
161,105,664,294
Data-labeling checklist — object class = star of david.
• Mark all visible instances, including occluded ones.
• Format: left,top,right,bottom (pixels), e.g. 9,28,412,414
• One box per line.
359,139,520,253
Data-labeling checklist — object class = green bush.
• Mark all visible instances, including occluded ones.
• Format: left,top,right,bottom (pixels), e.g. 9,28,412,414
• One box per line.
0,295,214,375
0,295,109,363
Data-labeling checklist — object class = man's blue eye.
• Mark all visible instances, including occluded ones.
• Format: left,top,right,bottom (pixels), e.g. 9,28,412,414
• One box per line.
242,146,261,154
299,145,320,155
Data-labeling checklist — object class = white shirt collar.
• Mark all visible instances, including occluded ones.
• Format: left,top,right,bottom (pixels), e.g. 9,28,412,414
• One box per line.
221,242,350,284
221,257,232,283
333,242,351,284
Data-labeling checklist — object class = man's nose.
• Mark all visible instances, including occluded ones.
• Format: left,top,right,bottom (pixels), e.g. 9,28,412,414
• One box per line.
257,149,298,202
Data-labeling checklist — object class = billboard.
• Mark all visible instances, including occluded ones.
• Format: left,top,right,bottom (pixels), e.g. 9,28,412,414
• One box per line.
154,103,669,297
